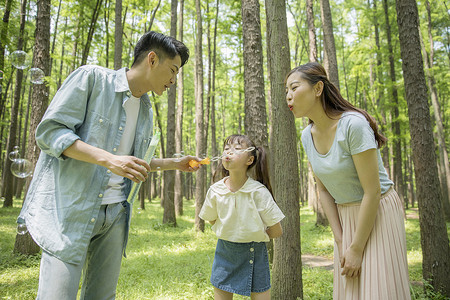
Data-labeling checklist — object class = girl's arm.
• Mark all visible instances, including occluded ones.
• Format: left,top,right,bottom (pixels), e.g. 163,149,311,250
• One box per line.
314,175,344,262
341,148,381,278
266,222,283,239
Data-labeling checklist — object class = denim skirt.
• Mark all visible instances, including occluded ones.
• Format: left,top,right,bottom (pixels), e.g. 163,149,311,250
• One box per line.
210,239,271,296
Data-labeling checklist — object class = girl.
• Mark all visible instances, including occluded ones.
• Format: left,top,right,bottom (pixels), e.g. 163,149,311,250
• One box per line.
200,135,285,300
285,62,410,299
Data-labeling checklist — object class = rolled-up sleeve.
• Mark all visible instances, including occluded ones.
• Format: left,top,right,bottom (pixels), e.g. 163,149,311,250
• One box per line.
199,189,218,222
35,68,94,160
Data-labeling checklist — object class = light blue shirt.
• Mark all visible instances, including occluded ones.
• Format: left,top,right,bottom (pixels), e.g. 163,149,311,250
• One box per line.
18,65,153,264
301,112,393,204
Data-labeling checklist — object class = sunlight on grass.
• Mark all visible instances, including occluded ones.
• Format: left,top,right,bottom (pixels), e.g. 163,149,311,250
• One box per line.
0,199,448,299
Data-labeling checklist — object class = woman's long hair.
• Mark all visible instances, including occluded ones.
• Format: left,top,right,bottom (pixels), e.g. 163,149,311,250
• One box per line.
213,135,274,197
286,62,387,148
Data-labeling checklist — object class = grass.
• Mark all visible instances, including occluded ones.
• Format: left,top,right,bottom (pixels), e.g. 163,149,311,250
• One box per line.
0,198,449,299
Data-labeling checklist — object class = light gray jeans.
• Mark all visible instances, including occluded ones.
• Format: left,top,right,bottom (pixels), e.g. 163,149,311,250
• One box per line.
36,201,129,300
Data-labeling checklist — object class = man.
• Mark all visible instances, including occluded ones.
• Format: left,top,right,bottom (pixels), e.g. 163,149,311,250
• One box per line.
18,31,198,299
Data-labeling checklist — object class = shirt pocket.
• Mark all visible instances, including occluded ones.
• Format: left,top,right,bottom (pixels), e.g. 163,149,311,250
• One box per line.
77,110,112,148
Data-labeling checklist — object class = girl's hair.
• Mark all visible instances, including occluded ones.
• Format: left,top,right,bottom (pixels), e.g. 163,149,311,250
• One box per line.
285,62,387,148
213,135,273,197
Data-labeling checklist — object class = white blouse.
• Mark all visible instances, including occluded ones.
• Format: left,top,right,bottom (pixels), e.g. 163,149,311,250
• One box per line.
199,177,285,243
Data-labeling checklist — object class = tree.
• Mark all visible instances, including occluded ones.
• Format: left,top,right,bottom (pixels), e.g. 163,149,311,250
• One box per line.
265,0,302,299
14,0,51,256
174,0,185,216
420,0,450,220
395,0,450,296
240,0,269,150
114,0,122,70
2,0,28,208
306,0,317,62
319,0,339,89
194,0,206,232
81,0,103,66
162,0,178,226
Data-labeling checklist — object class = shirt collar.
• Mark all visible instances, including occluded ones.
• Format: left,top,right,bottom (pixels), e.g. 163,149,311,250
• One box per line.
211,176,263,195
114,67,130,93
115,67,152,109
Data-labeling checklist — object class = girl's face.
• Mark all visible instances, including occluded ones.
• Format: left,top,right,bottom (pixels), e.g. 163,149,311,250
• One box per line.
221,142,254,171
285,72,319,119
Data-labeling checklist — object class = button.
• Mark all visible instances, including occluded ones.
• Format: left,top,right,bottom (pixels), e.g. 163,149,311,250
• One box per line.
249,260,253,264
99,119,103,123
107,170,111,174
98,193,103,198
250,248,254,252
119,126,123,131
91,218,96,223
113,148,117,152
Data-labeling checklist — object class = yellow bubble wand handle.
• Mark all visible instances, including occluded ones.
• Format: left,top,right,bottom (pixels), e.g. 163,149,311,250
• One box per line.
189,157,210,168
127,131,160,205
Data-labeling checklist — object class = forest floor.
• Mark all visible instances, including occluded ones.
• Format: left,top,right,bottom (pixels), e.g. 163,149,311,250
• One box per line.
0,198,447,299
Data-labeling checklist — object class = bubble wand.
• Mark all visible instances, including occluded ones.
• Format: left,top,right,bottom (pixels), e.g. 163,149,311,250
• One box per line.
127,131,160,205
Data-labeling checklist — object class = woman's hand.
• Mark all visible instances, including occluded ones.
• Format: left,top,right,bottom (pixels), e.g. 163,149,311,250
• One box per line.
341,244,363,278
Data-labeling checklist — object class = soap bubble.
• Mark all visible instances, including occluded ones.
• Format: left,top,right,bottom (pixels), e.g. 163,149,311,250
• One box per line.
29,68,45,84
17,223,28,235
173,153,183,162
180,151,185,156
11,50,30,69
8,150,20,161
11,158,33,178
0,70,4,79
13,145,19,151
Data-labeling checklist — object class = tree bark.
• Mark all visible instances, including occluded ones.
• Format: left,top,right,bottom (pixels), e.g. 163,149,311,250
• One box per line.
194,0,206,232
175,0,185,216
241,0,269,150
114,0,123,70
395,0,450,296
306,0,317,62
14,0,51,256
265,1,302,299
163,0,178,226
319,0,339,89
2,0,28,207
420,0,450,221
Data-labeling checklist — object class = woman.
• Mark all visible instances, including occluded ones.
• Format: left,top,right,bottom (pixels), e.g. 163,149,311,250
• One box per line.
285,62,410,299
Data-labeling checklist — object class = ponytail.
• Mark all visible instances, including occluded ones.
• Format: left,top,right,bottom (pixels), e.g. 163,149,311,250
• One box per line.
253,146,274,198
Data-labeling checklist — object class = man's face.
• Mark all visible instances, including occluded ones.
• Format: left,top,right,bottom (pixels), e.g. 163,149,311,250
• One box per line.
148,53,181,96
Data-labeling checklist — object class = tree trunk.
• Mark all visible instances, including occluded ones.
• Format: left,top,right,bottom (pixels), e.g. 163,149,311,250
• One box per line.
210,0,219,180
114,0,123,70
2,0,28,207
241,0,269,150
319,0,339,89
194,0,206,232
0,0,13,134
306,0,317,62
163,0,178,226
174,0,185,216
395,0,450,296
14,0,51,256
265,1,302,299
420,0,450,221
382,0,405,206
81,0,103,66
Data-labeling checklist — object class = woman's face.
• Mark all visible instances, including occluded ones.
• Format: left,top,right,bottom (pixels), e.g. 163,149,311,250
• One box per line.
285,72,318,119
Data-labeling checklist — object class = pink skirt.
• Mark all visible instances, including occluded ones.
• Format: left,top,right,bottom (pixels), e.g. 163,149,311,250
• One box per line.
333,188,411,300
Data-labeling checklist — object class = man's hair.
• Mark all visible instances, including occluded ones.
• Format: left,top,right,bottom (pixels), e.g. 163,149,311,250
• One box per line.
132,31,189,67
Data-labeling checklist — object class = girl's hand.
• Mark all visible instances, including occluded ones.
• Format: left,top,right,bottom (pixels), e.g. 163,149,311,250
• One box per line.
341,245,363,278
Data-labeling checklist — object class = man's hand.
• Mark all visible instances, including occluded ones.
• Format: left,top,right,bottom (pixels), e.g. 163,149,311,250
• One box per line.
106,155,151,183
